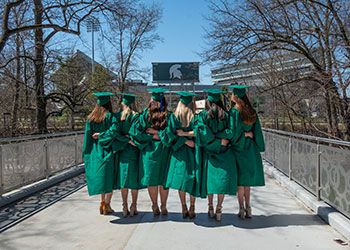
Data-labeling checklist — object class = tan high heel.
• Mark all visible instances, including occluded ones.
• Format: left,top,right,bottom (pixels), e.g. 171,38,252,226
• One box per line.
215,205,222,222
238,207,245,219
208,204,215,218
245,207,252,218
99,202,105,215
188,205,196,219
152,203,160,216
182,204,189,218
130,203,138,217
122,203,129,217
160,204,168,216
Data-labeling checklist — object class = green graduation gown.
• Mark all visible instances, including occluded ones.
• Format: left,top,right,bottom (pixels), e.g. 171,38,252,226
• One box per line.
163,114,200,196
99,112,140,190
129,109,171,187
82,112,117,196
196,110,237,196
230,108,265,186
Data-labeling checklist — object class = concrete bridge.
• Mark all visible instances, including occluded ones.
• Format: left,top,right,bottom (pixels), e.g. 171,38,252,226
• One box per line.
0,130,349,250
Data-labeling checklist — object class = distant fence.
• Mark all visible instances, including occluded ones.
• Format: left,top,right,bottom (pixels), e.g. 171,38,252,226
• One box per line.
0,131,84,195
263,128,350,219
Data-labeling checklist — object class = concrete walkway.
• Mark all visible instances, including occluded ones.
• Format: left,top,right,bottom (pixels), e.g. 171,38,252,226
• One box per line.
0,175,349,250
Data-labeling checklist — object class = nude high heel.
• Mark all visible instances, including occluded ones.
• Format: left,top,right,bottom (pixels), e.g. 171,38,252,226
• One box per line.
188,205,196,219
160,204,168,216
215,205,222,222
152,203,160,216
208,204,215,218
182,204,189,218
245,207,252,218
122,203,129,217
130,203,138,217
238,207,245,219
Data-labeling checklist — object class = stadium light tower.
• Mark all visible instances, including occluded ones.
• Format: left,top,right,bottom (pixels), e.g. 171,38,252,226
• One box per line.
86,17,100,74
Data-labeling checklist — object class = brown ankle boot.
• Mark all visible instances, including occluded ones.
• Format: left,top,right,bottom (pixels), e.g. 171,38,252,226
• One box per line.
99,202,105,215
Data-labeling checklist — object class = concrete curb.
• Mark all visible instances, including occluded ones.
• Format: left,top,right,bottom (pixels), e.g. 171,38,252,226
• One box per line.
0,164,85,208
264,161,350,241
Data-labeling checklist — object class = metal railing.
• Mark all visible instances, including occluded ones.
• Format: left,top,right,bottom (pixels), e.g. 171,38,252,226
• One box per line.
0,131,84,195
263,128,350,219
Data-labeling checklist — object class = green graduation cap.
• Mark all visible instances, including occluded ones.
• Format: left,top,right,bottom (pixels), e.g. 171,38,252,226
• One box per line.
118,92,136,106
205,89,224,103
176,91,197,106
93,92,114,106
229,85,250,98
148,88,167,102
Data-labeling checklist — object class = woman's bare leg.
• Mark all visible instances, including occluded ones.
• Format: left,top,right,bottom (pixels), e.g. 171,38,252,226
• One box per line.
207,194,214,217
159,186,169,215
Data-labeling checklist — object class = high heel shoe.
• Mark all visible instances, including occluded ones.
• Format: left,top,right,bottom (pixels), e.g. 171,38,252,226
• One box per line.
99,202,105,215
182,204,189,218
245,207,252,218
152,203,160,216
188,205,196,219
160,204,168,216
215,205,222,222
130,203,138,217
238,207,245,219
122,203,129,217
103,203,115,215
208,204,215,218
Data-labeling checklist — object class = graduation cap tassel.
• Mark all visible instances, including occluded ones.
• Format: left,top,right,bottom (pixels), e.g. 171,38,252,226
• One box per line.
160,96,164,112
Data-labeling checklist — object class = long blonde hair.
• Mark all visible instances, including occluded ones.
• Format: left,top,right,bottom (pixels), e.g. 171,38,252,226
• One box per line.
174,101,195,128
120,103,136,121
87,102,112,123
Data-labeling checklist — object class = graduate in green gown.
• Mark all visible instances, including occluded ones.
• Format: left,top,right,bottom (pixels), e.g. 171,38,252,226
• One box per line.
98,93,140,217
228,85,265,219
129,88,171,216
196,89,237,221
82,92,117,215
163,92,198,219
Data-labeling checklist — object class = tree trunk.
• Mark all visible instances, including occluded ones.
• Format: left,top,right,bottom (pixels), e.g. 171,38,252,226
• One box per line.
324,91,333,135
34,0,47,133
11,32,21,135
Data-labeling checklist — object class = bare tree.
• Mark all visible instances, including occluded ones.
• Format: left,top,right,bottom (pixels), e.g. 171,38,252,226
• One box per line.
103,1,162,91
203,0,350,139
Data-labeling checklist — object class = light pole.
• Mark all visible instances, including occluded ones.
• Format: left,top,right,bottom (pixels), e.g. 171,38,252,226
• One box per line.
86,17,100,74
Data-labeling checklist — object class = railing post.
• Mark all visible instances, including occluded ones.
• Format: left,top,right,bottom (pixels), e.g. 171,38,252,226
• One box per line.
74,133,78,166
273,137,276,167
316,139,321,201
0,145,3,195
44,138,50,179
288,136,292,180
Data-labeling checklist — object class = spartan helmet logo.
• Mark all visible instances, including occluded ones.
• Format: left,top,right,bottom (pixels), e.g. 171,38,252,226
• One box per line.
169,64,182,80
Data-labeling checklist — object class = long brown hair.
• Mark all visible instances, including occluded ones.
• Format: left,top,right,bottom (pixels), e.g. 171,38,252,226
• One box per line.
206,100,226,120
148,97,168,129
174,101,196,128
232,94,257,125
87,102,112,123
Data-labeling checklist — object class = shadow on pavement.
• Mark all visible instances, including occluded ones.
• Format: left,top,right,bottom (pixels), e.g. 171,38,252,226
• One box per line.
110,211,323,229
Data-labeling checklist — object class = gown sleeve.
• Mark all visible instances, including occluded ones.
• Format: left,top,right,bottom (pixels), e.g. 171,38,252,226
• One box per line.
215,113,234,140
195,111,222,154
158,113,184,150
98,112,128,152
129,109,153,150
82,120,93,158
253,117,265,152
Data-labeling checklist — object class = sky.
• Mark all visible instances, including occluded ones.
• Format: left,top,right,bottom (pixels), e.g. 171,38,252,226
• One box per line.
76,0,213,85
